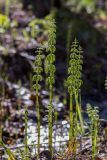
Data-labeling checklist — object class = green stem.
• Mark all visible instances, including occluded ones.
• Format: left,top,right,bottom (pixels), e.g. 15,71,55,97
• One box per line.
69,93,73,141
94,124,97,158
73,92,79,159
75,91,84,133
36,89,40,157
92,121,97,160
91,122,94,160
48,84,53,156
0,140,16,160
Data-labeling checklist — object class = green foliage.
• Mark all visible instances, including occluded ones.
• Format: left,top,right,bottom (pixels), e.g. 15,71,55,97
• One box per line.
0,140,16,160
79,0,96,11
22,30,30,42
87,104,99,160
0,14,10,28
46,18,56,54
66,38,84,145
29,19,45,38
32,48,44,92
32,47,44,157
66,38,83,94
45,18,56,86
29,9,57,40
63,0,96,13
0,10,103,159
44,17,56,156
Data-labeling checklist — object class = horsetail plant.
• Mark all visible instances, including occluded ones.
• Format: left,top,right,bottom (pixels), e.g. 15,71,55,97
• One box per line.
66,38,84,142
32,47,44,157
87,104,99,160
44,17,56,156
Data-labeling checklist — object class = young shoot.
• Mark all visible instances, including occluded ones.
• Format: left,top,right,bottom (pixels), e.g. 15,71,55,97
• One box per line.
32,47,44,156
87,104,99,160
44,17,56,156
66,38,84,143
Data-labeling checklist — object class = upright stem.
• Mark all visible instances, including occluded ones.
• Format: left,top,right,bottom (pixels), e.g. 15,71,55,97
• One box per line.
69,93,73,141
94,123,97,159
91,121,94,160
92,121,97,160
48,84,53,156
75,92,84,133
72,92,78,159
36,89,40,156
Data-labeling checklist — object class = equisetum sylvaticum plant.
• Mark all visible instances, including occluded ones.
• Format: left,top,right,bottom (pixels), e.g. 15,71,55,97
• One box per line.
87,104,99,160
66,38,84,140
0,13,103,159
44,17,56,156
32,47,44,156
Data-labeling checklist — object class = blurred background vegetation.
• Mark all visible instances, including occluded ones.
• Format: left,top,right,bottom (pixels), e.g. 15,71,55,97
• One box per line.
0,0,107,101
